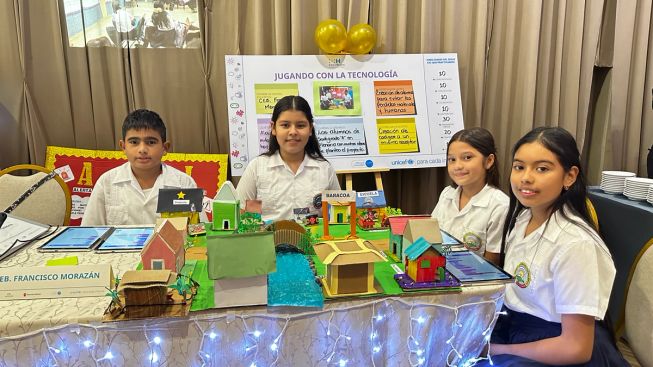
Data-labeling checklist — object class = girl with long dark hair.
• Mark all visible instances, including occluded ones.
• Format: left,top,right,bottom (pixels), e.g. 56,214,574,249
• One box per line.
236,96,340,221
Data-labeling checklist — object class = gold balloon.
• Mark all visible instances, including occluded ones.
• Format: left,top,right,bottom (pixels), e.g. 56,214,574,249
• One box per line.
314,19,347,54
346,23,377,54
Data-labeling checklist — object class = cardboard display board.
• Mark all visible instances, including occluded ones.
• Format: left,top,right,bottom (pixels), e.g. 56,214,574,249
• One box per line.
225,54,465,175
44,146,228,225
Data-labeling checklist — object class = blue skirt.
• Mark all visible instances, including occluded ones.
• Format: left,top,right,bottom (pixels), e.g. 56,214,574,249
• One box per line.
475,307,628,367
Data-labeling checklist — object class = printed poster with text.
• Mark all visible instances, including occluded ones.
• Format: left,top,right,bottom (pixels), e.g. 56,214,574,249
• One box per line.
225,54,464,175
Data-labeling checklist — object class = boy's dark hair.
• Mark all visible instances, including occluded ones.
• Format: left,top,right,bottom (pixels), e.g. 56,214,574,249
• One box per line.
263,95,327,161
447,127,500,188
499,126,597,266
121,109,167,141
112,1,121,12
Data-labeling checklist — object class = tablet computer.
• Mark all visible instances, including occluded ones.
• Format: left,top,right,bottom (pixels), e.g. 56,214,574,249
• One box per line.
440,229,463,246
38,227,112,252
95,227,155,252
444,250,513,283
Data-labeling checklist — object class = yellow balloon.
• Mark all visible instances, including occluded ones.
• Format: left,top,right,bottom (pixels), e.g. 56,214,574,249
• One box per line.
314,19,347,54
346,23,377,54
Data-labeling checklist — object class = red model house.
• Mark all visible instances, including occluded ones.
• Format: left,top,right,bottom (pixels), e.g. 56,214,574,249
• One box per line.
141,219,186,272
404,236,446,283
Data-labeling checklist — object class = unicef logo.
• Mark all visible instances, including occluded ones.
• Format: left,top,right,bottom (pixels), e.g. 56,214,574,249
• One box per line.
514,262,531,288
365,160,373,168
407,159,414,165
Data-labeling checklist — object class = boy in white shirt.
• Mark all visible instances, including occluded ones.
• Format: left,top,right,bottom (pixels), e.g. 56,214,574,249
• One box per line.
82,109,197,226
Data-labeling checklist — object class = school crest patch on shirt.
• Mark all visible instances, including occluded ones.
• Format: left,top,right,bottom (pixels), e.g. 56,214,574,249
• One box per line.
514,261,531,288
462,231,482,251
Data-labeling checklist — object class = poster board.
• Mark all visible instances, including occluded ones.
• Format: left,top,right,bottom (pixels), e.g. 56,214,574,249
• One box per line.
44,146,228,226
225,54,465,176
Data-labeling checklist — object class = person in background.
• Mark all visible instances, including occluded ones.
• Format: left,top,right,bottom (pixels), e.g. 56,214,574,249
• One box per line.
236,95,340,221
110,1,144,41
431,127,509,264
82,109,197,226
482,126,627,366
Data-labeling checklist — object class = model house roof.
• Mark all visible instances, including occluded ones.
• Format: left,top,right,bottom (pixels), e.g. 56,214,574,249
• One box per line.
142,219,184,255
403,219,443,244
388,215,431,235
314,239,386,265
214,181,238,202
404,236,442,261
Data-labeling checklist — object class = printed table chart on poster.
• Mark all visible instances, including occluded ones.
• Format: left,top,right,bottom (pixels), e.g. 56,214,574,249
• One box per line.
225,54,465,175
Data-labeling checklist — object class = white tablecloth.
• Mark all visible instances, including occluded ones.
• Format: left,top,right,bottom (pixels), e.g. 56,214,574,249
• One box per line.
0,229,505,366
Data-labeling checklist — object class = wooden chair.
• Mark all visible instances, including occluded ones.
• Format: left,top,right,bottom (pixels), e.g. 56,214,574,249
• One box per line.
0,164,71,225
586,197,599,231
616,238,653,367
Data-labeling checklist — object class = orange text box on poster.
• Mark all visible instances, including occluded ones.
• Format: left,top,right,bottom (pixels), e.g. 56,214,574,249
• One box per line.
374,80,417,116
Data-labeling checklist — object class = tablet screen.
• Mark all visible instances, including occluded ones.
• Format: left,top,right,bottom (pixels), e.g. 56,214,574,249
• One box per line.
39,227,112,251
445,251,512,282
440,229,462,246
96,227,155,251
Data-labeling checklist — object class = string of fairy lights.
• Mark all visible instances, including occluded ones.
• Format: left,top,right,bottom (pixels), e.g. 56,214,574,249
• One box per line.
19,295,504,366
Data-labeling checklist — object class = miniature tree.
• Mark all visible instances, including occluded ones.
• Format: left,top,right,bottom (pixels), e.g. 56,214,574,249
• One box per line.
105,287,122,307
298,228,320,255
168,276,192,304
105,286,124,317
237,212,264,233
385,207,402,216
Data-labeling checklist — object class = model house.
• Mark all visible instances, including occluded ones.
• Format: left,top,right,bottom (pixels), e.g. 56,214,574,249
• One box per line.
401,218,443,262
212,181,240,231
206,231,276,308
321,190,357,240
141,219,185,272
313,239,386,295
404,236,446,283
355,190,387,229
387,215,430,260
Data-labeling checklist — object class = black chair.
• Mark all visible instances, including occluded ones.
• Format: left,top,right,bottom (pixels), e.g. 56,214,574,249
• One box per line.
144,26,177,48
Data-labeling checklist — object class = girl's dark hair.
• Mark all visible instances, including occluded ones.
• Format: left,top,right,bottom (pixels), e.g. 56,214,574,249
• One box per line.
499,126,596,266
447,127,500,188
263,95,326,161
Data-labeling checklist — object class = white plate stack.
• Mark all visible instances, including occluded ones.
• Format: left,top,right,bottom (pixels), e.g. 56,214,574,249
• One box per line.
600,171,636,194
623,177,653,201
647,186,653,205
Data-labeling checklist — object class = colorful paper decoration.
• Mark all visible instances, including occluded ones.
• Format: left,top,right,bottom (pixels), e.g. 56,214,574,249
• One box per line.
44,146,227,225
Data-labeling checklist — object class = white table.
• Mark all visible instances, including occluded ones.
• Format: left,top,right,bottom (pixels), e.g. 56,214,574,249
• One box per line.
0,229,505,366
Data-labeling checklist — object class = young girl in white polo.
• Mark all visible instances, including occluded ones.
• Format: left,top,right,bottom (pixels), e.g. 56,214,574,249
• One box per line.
484,127,626,366
431,127,509,264
236,95,340,221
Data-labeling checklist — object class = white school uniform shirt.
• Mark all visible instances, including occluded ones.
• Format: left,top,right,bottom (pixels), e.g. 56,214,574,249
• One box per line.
112,9,134,33
431,184,509,255
236,152,340,221
504,207,615,322
81,162,197,226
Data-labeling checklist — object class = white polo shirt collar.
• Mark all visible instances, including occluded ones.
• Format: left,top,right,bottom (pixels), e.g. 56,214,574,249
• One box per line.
443,184,494,211
267,152,319,175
